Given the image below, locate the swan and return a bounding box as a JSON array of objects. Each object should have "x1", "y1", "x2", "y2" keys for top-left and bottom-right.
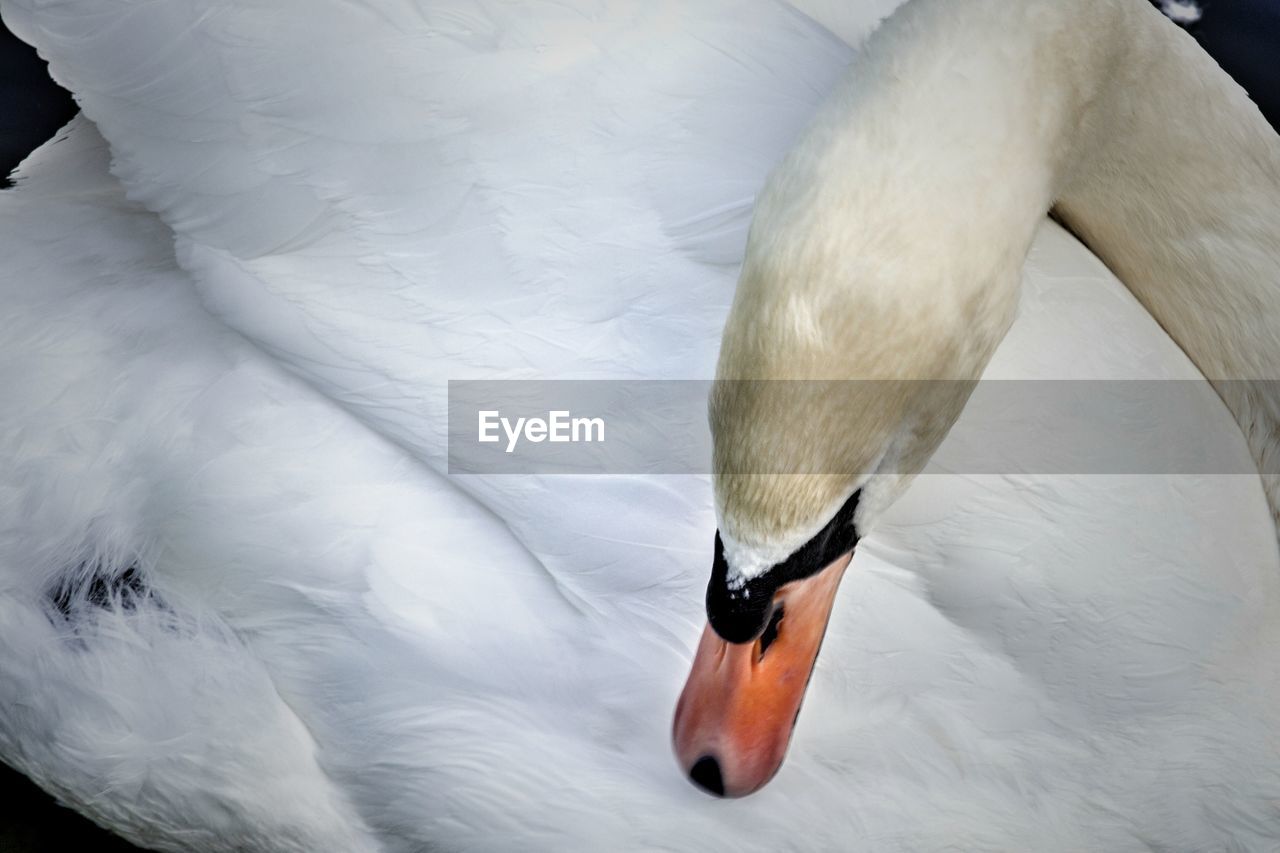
[
  {"x1": 0, "y1": 0, "x2": 1277, "y2": 851},
  {"x1": 674, "y1": 0, "x2": 1280, "y2": 797}
]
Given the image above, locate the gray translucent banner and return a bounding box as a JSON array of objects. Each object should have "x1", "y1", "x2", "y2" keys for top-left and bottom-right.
[{"x1": 447, "y1": 380, "x2": 1276, "y2": 475}]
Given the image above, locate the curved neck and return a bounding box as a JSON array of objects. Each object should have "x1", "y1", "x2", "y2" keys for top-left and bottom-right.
[
  {"x1": 1047, "y1": 3, "x2": 1280, "y2": 519},
  {"x1": 885, "y1": 0, "x2": 1280, "y2": 518},
  {"x1": 717, "y1": 0, "x2": 1280, "y2": 544},
  {"x1": 892, "y1": 0, "x2": 1280, "y2": 517}
]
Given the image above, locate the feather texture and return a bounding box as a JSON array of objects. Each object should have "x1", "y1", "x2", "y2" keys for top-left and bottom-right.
[{"x1": 0, "y1": 0, "x2": 1277, "y2": 849}]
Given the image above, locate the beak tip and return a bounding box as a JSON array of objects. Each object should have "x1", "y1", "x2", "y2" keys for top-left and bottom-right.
[
  {"x1": 688, "y1": 754, "x2": 726, "y2": 797},
  {"x1": 673, "y1": 553, "x2": 852, "y2": 797}
]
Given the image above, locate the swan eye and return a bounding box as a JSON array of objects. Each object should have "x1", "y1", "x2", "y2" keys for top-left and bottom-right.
[
  {"x1": 707, "y1": 489, "x2": 859, "y2": 644},
  {"x1": 757, "y1": 603, "x2": 785, "y2": 661}
]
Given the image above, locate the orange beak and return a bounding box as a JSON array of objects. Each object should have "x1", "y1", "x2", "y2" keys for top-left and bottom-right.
[{"x1": 671, "y1": 552, "x2": 851, "y2": 797}]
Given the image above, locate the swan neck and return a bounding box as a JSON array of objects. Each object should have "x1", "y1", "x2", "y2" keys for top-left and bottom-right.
[
  {"x1": 717, "y1": 0, "x2": 1280, "y2": 547},
  {"x1": 843, "y1": 0, "x2": 1280, "y2": 518},
  {"x1": 1047, "y1": 2, "x2": 1280, "y2": 519}
]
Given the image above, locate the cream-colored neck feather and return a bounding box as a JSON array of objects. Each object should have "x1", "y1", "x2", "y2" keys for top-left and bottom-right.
[{"x1": 714, "y1": 0, "x2": 1280, "y2": 581}]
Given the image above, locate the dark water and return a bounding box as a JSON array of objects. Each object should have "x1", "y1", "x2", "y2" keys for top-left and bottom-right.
[
  {"x1": 0, "y1": 3, "x2": 1276, "y2": 852},
  {"x1": 0, "y1": 762, "x2": 140, "y2": 852},
  {"x1": 1185, "y1": 0, "x2": 1280, "y2": 128},
  {"x1": 0, "y1": 26, "x2": 75, "y2": 186}
]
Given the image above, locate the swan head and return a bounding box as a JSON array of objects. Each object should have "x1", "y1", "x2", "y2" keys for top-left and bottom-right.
[{"x1": 672, "y1": 122, "x2": 1023, "y2": 796}]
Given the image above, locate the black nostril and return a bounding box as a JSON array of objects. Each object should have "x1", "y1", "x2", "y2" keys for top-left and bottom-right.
[
  {"x1": 757, "y1": 602, "x2": 784, "y2": 660},
  {"x1": 689, "y1": 755, "x2": 725, "y2": 797}
]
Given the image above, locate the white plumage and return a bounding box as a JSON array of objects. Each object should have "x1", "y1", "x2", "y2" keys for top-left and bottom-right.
[{"x1": 0, "y1": 0, "x2": 1277, "y2": 849}]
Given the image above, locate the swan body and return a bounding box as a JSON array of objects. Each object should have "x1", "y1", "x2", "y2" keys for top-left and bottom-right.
[{"x1": 0, "y1": 0, "x2": 1278, "y2": 848}]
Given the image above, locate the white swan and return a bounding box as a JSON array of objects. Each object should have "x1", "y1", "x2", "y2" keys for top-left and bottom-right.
[
  {"x1": 0, "y1": 0, "x2": 1276, "y2": 850},
  {"x1": 675, "y1": 0, "x2": 1280, "y2": 797}
]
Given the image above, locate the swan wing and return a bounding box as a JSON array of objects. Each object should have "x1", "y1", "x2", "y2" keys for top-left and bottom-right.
[
  {"x1": 3, "y1": 0, "x2": 857, "y2": 405},
  {"x1": 3, "y1": 0, "x2": 884, "y2": 616}
]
